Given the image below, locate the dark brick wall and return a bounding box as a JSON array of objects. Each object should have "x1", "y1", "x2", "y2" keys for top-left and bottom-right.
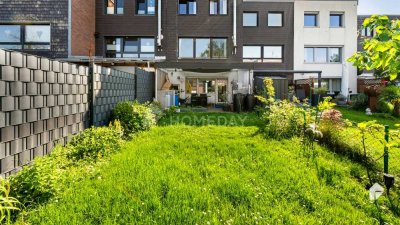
[
  {"x1": 0, "y1": 49, "x2": 90, "y2": 176},
  {"x1": 0, "y1": 0, "x2": 69, "y2": 59}
]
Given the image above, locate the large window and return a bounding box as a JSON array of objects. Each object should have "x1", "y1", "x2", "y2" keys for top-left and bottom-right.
[
  {"x1": 106, "y1": 0, "x2": 124, "y2": 14},
  {"x1": 179, "y1": 0, "x2": 197, "y2": 15},
  {"x1": 304, "y1": 13, "x2": 318, "y2": 27},
  {"x1": 136, "y1": 0, "x2": 156, "y2": 15},
  {"x1": 0, "y1": 24, "x2": 50, "y2": 50},
  {"x1": 210, "y1": 0, "x2": 227, "y2": 15},
  {"x1": 268, "y1": 12, "x2": 283, "y2": 27},
  {"x1": 105, "y1": 37, "x2": 155, "y2": 58},
  {"x1": 243, "y1": 45, "x2": 283, "y2": 63},
  {"x1": 179, "y1": 38, "x2": 227, "y2": 59},
  {"x1": 330, "y1": 13, "x2": 343, "y2": 27},
  {"x1": 304, "y1": 47, "x2": 342, "y2": 63},
  {"x1": 243, "y1": 12, "x2": 258, "y2": 27}
]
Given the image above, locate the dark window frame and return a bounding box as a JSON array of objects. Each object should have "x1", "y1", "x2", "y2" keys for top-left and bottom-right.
[
  {"x1": 267, "y1": 11, "x2": 284, "y2": 27},
  {"x1": 104, "y1": 36, "x2": 155, "y2": 58},
  {"x1": 209, "y1": 0, "x2": 228, "y2": 16},
  {"x1": 304, "y1": 13, "x2": 318, "y2": 27},
  {"x1": 304, "y1": 47, "x2": 342, "y2": 63},
  {"x1": 136, "y1": 0, "x2": 156, "y2": 16},
  {"x1": 178, "y1": 0, "x2": 197, "y2": 15},
  {"x1": 330, "y1": 13, "x2": 343, "y2": 27},
  {"x1": 0, "y1": 24, "x2": 51, "y2": 51},
  {"x1": 104, "y1": 0, "x2": 124, "y2": 15},
  {"x1": 178, "y1": 37, "x2": 228, "y2": 59},
  {"x1": 243, "y1": 44, "x2": 284, "y2": 63},
  {"x1": 243, "y1": 12, "x2": 258, "y2": 27}
]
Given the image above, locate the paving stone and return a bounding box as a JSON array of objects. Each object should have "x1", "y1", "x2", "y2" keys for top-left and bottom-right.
[
  {"x1": 46, "y1": 118, "x2": 56, "y2": 130},
  {"x1": 10, "y1": 82, "x2": 23, "y2": 96},
  {"x1": 1, "y1": 96, "x2": 15, "y2": 111},
  {"x1": 10, "y1": 110, "x2": 23, "y2": 125},
  {"x1": 1, "y1": 126, "x2": 15, "y2": 142},
  {"x1": 33, "y1": 70, "x2": 44, "y2": 83},
  {"x1": 10, "y1": 52, "x2": 23, "y2": 68},
  {"x1": 57, "y1": 73, "x2": 65, "y2": 83},
  {"x1": 67, "y1": 95, "x2": 74, "y2": 105},
  {"x1": 66, "y1": 74, "x2": 74, "y2": 84},
  {"x1": 63, "y1": 84, "x2": 70, "y2": 94},
  {"x1": 19, "y1": 96, "x2": 31, "y2": 110},
  {"x1": 18, "y1": 123, "x2": 31, "y2": 138},
  {"x1": 62, "y1": 63, "x2": 70, "y2": 73},
  {"x1": 19, "y1": 68, "x2": 31, "y2": 82},
  {"x1": 0, "y1": 49, "x2": 5, "y2": 66},
  {"x1": 52, "y1": 61, "x2": 60, "y2": 72},
  {"x1": 57, "y1": 116, "x2": 65, "y2": 128},
  {"x1": 1, "y1": 66, "x2": 15, "y2": 81},
  {"x1": 26, "y1": 109, "x2": 38, "y2": 122},
  {"x1": 26, "y1": 135, "x2": 38, "y2": 149},
  {"x1": 18, "y1": 150, "x2": 31, "y2": 166},
  {"x1": 52, "y1": 106, "x2": 60, "y2": 117},
  {"x1": 26, "y1": 82, "x2": 38, "y2": 95}
]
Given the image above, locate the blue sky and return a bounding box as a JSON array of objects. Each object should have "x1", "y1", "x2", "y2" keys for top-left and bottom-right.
[{"x1": 358, "y1": 0, "x2": 400, "y2": 15}]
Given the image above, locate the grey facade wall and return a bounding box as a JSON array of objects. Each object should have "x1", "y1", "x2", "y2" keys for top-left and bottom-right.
[
  {"x1": 0, "y1": 0, "x2": 69, "y2": 59},
  {"x1": 0, "y1": 50, "x2": 155, "y2": 175},
  {"x1": 0, "y1": 49, "x2": 90, "y2": 176}
]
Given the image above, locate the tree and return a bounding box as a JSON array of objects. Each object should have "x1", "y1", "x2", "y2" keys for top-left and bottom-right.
[{"x1": 348, "y1": 15, "x2": 400, "y2": 81}]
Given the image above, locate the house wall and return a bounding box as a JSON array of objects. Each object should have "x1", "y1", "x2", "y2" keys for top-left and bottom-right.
[
  {"x1": 293, "y1": 0, "x2": 358, "y2": 95},
  {"x1": 0, "y1": 0, "x2": 69, "y2": 59},
  {"x1": 71, "y1": 0, "x2": 96, "y2": 57}
]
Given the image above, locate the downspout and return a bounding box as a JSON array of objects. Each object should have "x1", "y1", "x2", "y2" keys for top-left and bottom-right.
[
  {"x1": 232, "y1": 0, "x2": 237, "y2": 54},
  {"x1": 157, "y1": 0, "x2": 162, "y2": 47}
]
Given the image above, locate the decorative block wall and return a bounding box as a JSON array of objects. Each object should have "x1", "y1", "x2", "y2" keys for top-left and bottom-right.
[
  {"x1": 0, "y1": 50, "x2": 155, "y2": 175},
  {"x1": 0, "y1": 49, "x2": 90, "y2": 176}
]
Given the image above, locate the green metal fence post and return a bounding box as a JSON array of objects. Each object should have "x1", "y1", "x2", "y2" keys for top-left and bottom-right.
[{"x1": 384, "y1": 125, "x2": 390, "y2": 174}]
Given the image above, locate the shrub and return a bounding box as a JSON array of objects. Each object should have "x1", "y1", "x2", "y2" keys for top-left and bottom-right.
[
  {"x1": 66, "y1": 121, "x2": 123, "y2": 161},
  {"x1": 113, "y1": 101, "x2": 156, "y2": 135},
  {"x1": 262, "y1": 100, "x2": 307, "y2": 139},
  {"x1": 1, "y1": 177, "x2": 20, "y2": 224},
  {"x1": 379, "y1": 85, "x2": 400, "y2": 116},
  {"x1": 351, "y1": 93, "x2": 368, "y2": 110},
  {"x1": 377, "y1": 100, "x2": 394, "y2": 114},
  {"x1": 148, "y1": 101, "x2": 165, "y2": 121}
]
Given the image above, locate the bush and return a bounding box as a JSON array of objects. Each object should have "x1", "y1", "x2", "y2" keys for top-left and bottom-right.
[
  {"x1": 262, "y1": 100, "x2": 307, "y2": 139},
  {"x1": 113, "y1": 101, "x2": 156, "y2": 135},
  {"x1": 351, "y1": 93, "x2": 368, "y2": 110},
  {"x1": 377, "y1": 100, "x2": 394, "y2": 114},
  {"x1": 148, "y1": 101, "x2": 165, "y2": 121},
  {"x1": 66, "y1": 121, "x2": 123, "y2": 161},
  {"x1": 379, "y1": 85, "x2": 400, "y2": 116}
]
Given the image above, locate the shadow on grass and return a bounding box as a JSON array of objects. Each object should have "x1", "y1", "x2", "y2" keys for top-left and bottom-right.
[{"x1": 158, "y1": 112, "x2": 264, "y2": 128}]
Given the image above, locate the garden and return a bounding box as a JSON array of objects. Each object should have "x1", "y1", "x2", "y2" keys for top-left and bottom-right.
[{"x1": 1, "y1": 15, "x2": 400, "y2": 224}]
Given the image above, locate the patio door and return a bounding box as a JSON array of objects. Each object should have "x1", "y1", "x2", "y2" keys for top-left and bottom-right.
[{"x1": 217, "y1": 79, "x2": 228, "y2": 103}]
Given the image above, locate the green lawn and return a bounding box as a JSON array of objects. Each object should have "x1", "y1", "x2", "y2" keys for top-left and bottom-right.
[
  {"x1": 336, "y1": 106, "x2": 399, "y2": 128},
  {"x1": 21, "y1": 113, "x2": 399, "y2": 224}
]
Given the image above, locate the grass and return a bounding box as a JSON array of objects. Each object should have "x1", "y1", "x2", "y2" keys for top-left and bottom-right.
[
  {"x1": 336, "y1": 106, "x2": 399, "y2": 128},
  {"x1": 20, "y1": 113, "x2": 400, "y2": 224}
]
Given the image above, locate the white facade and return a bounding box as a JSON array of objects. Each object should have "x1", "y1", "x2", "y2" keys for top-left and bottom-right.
[{"x1": 293, "y1": 0, "x2": 358, "y2": 95}]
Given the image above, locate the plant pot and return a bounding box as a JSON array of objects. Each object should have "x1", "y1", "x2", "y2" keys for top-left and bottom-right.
[{"x1": 311, "y1": 94, "x2": 327, "y2": 106}]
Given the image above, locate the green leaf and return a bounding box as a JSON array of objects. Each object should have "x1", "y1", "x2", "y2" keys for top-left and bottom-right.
[{"x1": 389, "y1": 73, "x2": 398, "y2": 81}]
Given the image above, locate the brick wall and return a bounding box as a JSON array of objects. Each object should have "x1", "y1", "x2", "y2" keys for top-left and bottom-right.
[
  {"x1": 0, "y1": 0, "x2": 69, "y2": 59},
  {"x1": 0, "y1": 50, "x2": 155, "y2": 175},
  {"x1": 71, "y1": 0, "x2": 96, "y2": 57}
]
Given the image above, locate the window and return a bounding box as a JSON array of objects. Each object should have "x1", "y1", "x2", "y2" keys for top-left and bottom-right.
[
  {"x1": 196, "y1": 38, "x2": 210, "y2": 58},
  {"x1": 304, "y1": 47, "x2": 342, "y2": 63},
  {"x1": 0, "y1": 24, "x2": 50, "y2": 50},
  {"x1": 105, "y1": 37, "x2": 155, "y2": 58},
  {"x1": 243, "y1": 12, "x2": 258, "y2": 27},
  {"x1": 243, "y1": 45, "x2": 283, "y2": 63},
  {"x1": 304, "y1": 13, "x2": 318, "y2": 27},
  {"x1": 210, "y1": 0, "x2": 227, "y2": 15},
  {"x1": 106, "y1": 0, "x2": 124, "y2": 14},
  {"x1": 361, "y1": 27, "x2": 373, "y2": 37},
  {"x1": 330, "y1": 13, "x2": 343, "y2": 27},
  {"x1": 136, "y1": 0, "x2": 156, "y2": 15},
  {"x1": 179, "y1": 38, "x2": 227, "y2": 59},
  {"x1": 243, "y1": 46, "x2": 261, "y2": 62},
  {"x1": 179, "y1": 0, "x2": 197, "y2": 15},
  {"x1": 268, "y1": 12, "x2": 283, "y2": 27},
  {"x1": 263, "y1": 46, "x2": 283, "y2": 62}
]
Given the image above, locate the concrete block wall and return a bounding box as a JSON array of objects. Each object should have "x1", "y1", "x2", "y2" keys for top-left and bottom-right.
[
  {"x1": 0, "y1": 49, "x2": 90, "y2": 176},
  {"x1": 92, "y1": 65, "x2": 136, "y2": 126}
]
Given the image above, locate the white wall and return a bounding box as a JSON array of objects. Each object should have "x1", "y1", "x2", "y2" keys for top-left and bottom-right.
[{"x1": 293, "y1": 0, "x2": 358, "y2": 95}]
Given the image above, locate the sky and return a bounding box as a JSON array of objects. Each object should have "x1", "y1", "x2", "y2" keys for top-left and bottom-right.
[{"x1": 358, "y1": 0, "x2": 400, "y2": 15}]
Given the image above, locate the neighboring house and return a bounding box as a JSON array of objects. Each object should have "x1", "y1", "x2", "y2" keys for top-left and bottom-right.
[
  {"x1": 0, "y1": 0, "x2": 95, "y2": 59},
  {"x1": 0, "y1": 0, "x2": 359, "y2": 105}
]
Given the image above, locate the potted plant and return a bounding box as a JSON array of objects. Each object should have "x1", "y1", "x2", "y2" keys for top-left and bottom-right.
[{"x1": 336, "y1": 94, "x2": 347, "y2": 106}]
